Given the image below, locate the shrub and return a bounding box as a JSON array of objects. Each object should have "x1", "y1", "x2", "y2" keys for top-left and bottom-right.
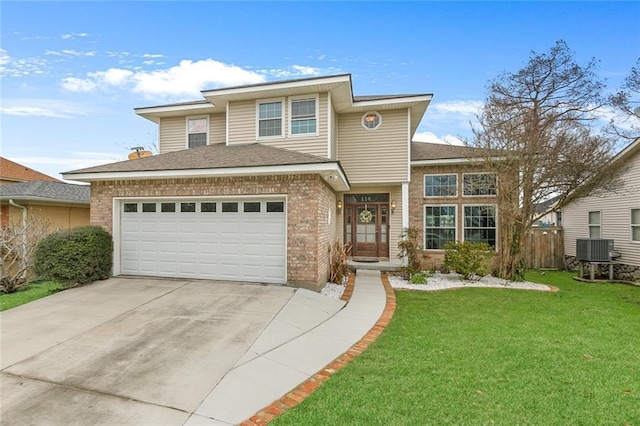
[
  {"x1": 34, "y1": 226, "x2": 113, "y2": 286},
  {"x1": 443, "y1": 241, "x2": 493, "y2": 280},
  {"x1": 397, "y1": 227, "x2": 428, "y2": 279},
  {"x1": 1, "y1": 215, "x2": 51, "y2": 293},
  {"x1": 409, "y1": 271, "x2": 431, "y2": 284},
  {"x1": 329, "y1": 240, "x2": 351, "y2": 284}
]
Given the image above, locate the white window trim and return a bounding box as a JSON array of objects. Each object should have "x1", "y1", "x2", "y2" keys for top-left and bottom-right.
[
  {"x1": 185, "y1": 115, "x2": 209, "y2": 148},
  {"x1": 361, "y1": 111, "x2": 382, "y2": 131},
  {"x1": 462, "y1": 204, "x2": 498, "y2": 248},
  {"x1": 424, "y1": 173, "x2": 458, "y2": 198},
  {"x1": 423, "y1": 204, "x2": 457, "y2": 251},
  {"x1": 588, "y1": 210, "x2": 601, "y2": 239},
  {"x1": 289, "y1": 94, "x2": 319, "y2": 137},
  {"x1": 630, "y1": 208, "x2": 640, "y2": 243},
  {"x1": 462, "y1": 172, "x2": 498, "y2": 197},
  {"x1": 256, "y1": 98, "x2": 285, "y2": 140}
]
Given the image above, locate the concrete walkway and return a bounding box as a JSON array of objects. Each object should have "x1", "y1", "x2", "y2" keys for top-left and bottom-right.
[
  {"x1": 0, "y1": 271, "x2": 388, "y2": 426},
  {"x1": 188, "y1": 269, "x2": 387, "y2": 425}
]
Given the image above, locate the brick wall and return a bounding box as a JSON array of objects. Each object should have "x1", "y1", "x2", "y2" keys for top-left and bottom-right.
[
  {"x1": 90, "y1": 174, "x2": 336, "y2": 290},
  {"x1": 409, "y1": 164, "x2": 501, "y2": 269}
]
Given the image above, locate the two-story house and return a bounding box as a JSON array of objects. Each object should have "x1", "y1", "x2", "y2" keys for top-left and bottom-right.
[{"x1": 63, "y1": 74, "x2": 499, "y2": 289}]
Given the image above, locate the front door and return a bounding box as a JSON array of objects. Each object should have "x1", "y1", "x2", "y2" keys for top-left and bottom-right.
[{"x1": 344, "y1": 194, "x2": 389, "y2": 259}]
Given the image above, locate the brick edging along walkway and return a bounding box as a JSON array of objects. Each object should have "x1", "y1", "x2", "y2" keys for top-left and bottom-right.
[{"x1": 241, "y1": 272, "x2": 396, "y2": 426}]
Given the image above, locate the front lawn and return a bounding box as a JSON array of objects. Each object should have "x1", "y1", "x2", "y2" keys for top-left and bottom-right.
[
  {"x1": 272, "y1": 271, "x2": 640, "y2": 425},
  {"x1": 0, "y1": 280, "x2": 65, "y2": 311}
]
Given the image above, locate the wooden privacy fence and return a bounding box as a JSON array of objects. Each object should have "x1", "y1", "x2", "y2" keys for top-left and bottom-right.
[{"x1": 524, "y1": 227, "x2": 564, "y2": 270}]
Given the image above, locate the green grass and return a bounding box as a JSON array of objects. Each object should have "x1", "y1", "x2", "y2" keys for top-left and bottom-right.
[
  {"x1": 0, "y1": 280, "x2": 65, "y2": 311},
  {"x1": 273, "y1": 271, "x2": 640, "y2": 425}
]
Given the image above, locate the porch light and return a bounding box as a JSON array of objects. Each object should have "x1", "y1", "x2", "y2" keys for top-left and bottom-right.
[
  {"x1": 391, "y1": 199, "x2": 396, "y2": 214},
  {"x1": 337, "y1": 199, "x2": 343, "y2": 213}
]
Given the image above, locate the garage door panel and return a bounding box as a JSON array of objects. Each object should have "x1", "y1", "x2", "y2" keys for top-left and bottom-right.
[{"x1": 120, "y1": 198, "x2": 286, "y2": 283}]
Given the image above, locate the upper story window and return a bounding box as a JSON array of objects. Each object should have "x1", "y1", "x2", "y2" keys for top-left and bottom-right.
[
  {"x1": 632, "y1": 209, "x2": 640, "y2": 242},
  {"x1": 290, "y1": 97, "x2": 317, "y2": 135},
  {"x1": 187, "y1": 116, "x2": 208, "y2": 148},
  {"x1": 463, "y1": 173, "x2": 497, "y2": 196},
  {"x1": 362, "y1": 111, "x2": 381, "y2": 130},
  {"x1": 258, "y1": 101, "x2": 283, "y2": 138},
  {"x1": 424, "y1": 174, "x2": 457, "y2": 197},
  {"x1": 588, "y1": 211, "x2": 601, "y2": 238}
]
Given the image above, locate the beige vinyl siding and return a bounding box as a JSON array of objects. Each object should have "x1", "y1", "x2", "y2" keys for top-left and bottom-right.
[
  {"x1": 330, "y1": 108, "x2": 338, "y2": 160},
  {"x1": 335, "y1": 185, "x2": 403, "y2": 260},
  {"x1": 227, "y1": 100, "x2": 255, "y2": 144},
  {"x1": 563, "y1": 151, "x2": 640, "y2": 266},
  {"x1": 337, "y1": 109, "x2": 409, "y2": 184},
  {"x1": 210, "y1": 113, "x2": 225, "y2": 145},
  {"x1": 159, "y1": 116, "x2": 186, "y2": 153},
  {"x1": 159, "y1": 114, "x2": 223, "y2": 152},
  {"x1": 227, "y1": 94, "x2": 329, "y2": 158}
]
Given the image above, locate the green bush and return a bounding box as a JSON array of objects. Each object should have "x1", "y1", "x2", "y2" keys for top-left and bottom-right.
[
  {"x1": 409, "y1": 271, "x2": 431, "y2": 284},
  {"x1": 34, "y1": 226, "x2": 113, "y2": 286},
  {"x1": 443, "y1": 241, "x2": 493, "y2": 280}
]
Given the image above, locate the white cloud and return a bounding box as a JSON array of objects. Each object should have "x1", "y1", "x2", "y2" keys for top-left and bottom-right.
[
  {"x1": 61, "y1": 32, "x2": 89, "y2": 39},
  {"x1": 61, "y1": 77, "x2": 98, "y2": 92},
  {"x1": 261, "y1": 65, "x2": 329, "y2": 79},
  {"x1": 45, "y1": 49, "x2": 96, "y2": 57},
  {"x1": 0, "y1": 99, "x2": 91, "y2": 118},
  {"x1": 0, "y1": 49, "x2": 49, "y2": 77},
  {"x1": 143, "y1": 54, "x2": 164, "y2": 58},
  {"x1": 431, "y1": 100, "x2": 483, "y2": 115},
  {"x1": 61, "y1": 58, "x2": 267, "y2": 98},
  {"x1": 412, "y1": 131, "x2": 464, "y2": 145}
]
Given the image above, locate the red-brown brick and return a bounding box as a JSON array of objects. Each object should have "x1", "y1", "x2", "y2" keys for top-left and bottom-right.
[{"x1": 90, "y1": 174, "x2": 335, "y2": 290}]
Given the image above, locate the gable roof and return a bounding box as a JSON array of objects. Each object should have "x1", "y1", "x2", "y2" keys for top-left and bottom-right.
[
  {"x1": 62, "y1": 143, "x2": 350, "y2": 191},
  {"x1": 135, "y1": 74, "x2": 432, "y2": 138},
  {"x1": 411, "y1": 141, "x2": 488, "y2": 163},
  {"x1": 562, "y1": 136, "x2": 640, "y2": 205},
  {"x1": 0, "y1": 157, "x2": 60, "y2": 183},
  {"x1": 0, "y1": 180, "x2": 90, "y2": 204}
]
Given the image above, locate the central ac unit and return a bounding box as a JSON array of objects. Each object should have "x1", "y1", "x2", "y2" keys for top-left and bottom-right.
[{"x1": 576, "y1": 239, "x2": 614, "y2": 262}]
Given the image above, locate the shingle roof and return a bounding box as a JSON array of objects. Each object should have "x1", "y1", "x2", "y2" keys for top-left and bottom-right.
[
  {"x1": 64, "y1": 143, "x2": 335, "y2": 175},
  {"x1": 0, "y1": 157, "x2": 61, "y2": 183},
  {"x1": 411, "y1": 141, "x2": 487, "y2": 161},
  {"x1": 0, "y1": 181, "x2": 90, "y2": 204},
  {"x1": 354, "y1": 94, "x2": 430, "y2": 102}
]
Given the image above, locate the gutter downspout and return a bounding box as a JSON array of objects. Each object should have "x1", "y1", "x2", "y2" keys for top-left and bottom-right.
[{"x1": 9, "y1": 199, "x2": 28, "y2": 278}]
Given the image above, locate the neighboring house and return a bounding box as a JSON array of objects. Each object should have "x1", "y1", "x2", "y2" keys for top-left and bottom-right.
[
  {"x1": 0, "y1": 180, "x2": 90, "y2": 229},
  {"x1": 561, "y1": 137, "x2": 640, "y2": 282},
  {"x1": 533, "y1": 195, "x2": 562, "y2": 227},
  {"x1": 0, "y1": 157, "x2": 60, "y2": 185},
  {"x1": 63, "y1": 74, "x2": 502, "y2": 290}
]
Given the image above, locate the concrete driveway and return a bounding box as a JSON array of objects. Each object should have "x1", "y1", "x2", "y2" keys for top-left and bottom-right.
[{"x1": 0, "y1": 277, "x2": 304, "y2": 425}]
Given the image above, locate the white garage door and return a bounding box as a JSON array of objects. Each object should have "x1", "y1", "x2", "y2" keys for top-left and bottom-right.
[{"x1": 118, "y1": 198, "x2": 286, "y2": 283}]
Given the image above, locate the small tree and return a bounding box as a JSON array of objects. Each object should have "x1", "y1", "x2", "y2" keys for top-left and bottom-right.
[
  {"x1": 1, "y1": 214, "x2": 51, "y2": 293},
  {"x1": 469, "y1": 40, "x2": 619, "y2": 280},
  {"x1": 608, "y1": 58, "x2": 640, "y2": 140}
]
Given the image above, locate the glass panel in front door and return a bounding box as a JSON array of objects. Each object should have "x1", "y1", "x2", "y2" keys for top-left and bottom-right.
[{"x1": 356, "y1": 206, "x2": 377, "y2": 243}]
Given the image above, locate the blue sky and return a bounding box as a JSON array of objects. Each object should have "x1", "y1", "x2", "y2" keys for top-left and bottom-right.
[{"x1": 2, "y1": 1, "x2": 639, "y2": 181}]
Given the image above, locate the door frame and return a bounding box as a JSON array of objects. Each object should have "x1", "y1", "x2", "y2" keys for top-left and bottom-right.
[{"x1": 343, "y1": 193, "x2": 390, "y2": 259}]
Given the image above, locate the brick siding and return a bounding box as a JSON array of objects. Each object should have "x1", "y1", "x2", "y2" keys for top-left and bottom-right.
[{"x1": 90, "y1": 174, "x2": 336, "y2": 290}]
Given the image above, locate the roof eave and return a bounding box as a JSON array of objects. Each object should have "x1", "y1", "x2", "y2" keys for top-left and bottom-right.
[
  {"x1": 411, "y1": 156, "x2": 504, "y2": 166},
  {"x1": 62, "y1": 163, "x2": 350, "y2": 192}
]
